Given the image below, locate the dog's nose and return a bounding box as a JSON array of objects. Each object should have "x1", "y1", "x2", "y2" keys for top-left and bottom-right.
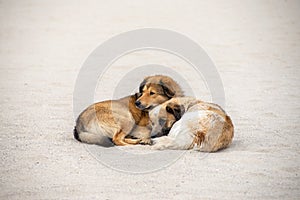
[{"x1": 135, "y1": 101, "x2": 141, "y2": 107}]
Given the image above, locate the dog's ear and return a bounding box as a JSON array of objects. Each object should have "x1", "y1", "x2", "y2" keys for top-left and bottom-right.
[
  {"x1": 134, "y1": 92, "x2": 142, "y2": 99},
  {"x1": 139, "y1": 79, "x2": 147, "y2": 93},
  {"x1": 160, "y1": 80, "x2": 175, "y2": 98},
  {"x1": 166, "y1": 103, "x2": 185, "y2": 121}
]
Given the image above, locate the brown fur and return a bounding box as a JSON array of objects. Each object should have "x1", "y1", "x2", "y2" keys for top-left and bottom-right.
[
  {"x1": 128, "y1": 95, "x2": 149, "y2": 126},
  {"x1": 136, "y1": 75, "x2": 184, "y2": 110},
  {"x1": 74, "y1": 75, "x2": 184, "y2": 146},
  {"x1": 192, "y1": 131, "x2": 206, "y2": 149},
  {"x1": 211, "y1": 115, "x2": 234, "y2": 152}
]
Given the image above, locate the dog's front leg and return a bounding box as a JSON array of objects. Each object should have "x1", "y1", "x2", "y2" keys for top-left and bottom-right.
[
  {"x1": 151, "y1": 136, "x2": 178, "y2": 150},
  {"x1": 129, "y1": 126, "x2": 152, "y2": 145},
  {"x1": 113, "y1": 130, "x2": 141, "y2": 146}
]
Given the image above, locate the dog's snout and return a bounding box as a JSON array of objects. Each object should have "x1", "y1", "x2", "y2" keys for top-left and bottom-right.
[{"x1": 135, "y1": 101, "x2": 141, "y2": 107}]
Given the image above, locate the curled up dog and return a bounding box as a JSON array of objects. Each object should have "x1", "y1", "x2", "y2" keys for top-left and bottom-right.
[
  {"x1": 73, "y1": 75, "x2": 184, "y2": 147},
  {"x1": 149, "y1": 97, "x2": 234, "y2": 152}
]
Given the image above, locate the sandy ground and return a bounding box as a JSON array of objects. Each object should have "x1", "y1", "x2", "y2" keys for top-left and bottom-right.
[{"x1": 1, "y1": 0, "x2": 300, "y2": 199}]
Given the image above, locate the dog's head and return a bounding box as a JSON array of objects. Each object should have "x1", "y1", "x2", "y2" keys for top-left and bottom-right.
[
  {"x1": 135, "y1": 75, "x2": 184, "y2": 111},
  {"x1": 149, "y1": 99, "x2": 185, "y2": 137}
]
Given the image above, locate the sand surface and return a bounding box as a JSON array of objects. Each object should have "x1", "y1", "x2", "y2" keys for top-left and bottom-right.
[{"x1": 0, "y1": 0, "x2": 299, "y2": 199}]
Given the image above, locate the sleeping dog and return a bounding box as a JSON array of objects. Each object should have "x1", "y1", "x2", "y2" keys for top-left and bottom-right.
[{"x1": 149, "y1": 97, "x2": 234, "y2": 152}]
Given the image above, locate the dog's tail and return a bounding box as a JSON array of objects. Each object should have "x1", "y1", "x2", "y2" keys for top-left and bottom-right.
[
  {"x1": 73, "y1": 126, "x2": 82, "y2": 142},
  {"x1": 73, "y1": 126, "x2": 114, "y2": 147}
]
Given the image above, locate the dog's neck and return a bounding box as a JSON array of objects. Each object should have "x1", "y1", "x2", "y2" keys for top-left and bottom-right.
[
  {"x1": 129, "y1": 94, "x2": 149, "y2": 126},
  {"x1": 174, "y1": 97, "x2": 203, "y2": 112}
]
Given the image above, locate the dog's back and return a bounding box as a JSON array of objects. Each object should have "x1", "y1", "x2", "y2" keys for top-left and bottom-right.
[
  {"x1": 184, "y1": 101, "x2": 233, "y2": 152},
  {"x1": 150, "y1": 97, "x2": 234, "y2": 152}
]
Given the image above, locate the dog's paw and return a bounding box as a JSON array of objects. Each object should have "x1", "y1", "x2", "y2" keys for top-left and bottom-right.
[
  {"x1": 151, "y1": 138, "x2": 158, "y2": 145},
  {"x1": 150, "y1": 144, "x2": 163, "y2": 150},
  {"x1": 139, "y1": 138, "x2": 152, "y2": 145}
]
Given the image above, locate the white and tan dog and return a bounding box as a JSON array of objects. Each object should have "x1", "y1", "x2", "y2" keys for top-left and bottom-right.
[{"x1": 149, "y1": 97, "x2": 234, "y2": 152}]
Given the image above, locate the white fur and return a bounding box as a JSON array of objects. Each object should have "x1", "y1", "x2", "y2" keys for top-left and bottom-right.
[{"x1": 150, "y1": 97, "x2": 232, "y2": 152}]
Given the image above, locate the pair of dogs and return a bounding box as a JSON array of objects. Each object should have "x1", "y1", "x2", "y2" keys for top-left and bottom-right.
[{"x1": 74, "y1": 75, "x2": 234, "y2": 152}]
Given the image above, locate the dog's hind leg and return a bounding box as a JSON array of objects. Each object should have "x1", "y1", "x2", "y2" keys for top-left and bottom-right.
[
  {"x1": 124, "y1": 138, "x2": 142, "y2": 145},
  {"x1": 113, "y1": 130, "x2": 141, "y2": 146}
]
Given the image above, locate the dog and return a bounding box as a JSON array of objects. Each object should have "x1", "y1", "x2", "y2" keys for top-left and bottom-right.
[
  {"x1": 135, "y1": 75, "x2": 184, "y2": 111},
  {"x1": 73, "y1": 75, "x2": 184, "y2": 146},
  {"x1": 149, "y1": 97, "x2": 234, "y2": 152}
]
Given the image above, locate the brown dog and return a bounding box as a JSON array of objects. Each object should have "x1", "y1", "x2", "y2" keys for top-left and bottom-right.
[
  {"x1": 74, "y1": 75, "x2": 184, "y2": 146},
  {"x1": 135, "y1": 75, "x2": 184, "y2": 111}
]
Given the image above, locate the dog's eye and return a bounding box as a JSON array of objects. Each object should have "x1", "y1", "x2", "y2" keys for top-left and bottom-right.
[
  {"x1": 150, "y1": 91, "x2": 155, "y2": 96},
  {"x1": 159, "y1": 118, "x2": 166, "y2": 126}
]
